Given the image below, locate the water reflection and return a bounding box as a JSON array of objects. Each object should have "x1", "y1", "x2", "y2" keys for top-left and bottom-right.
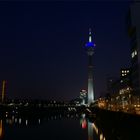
[
  {"x1": 92, "y1": 123, "x2": 106, "y2": 140},
  {"x1": 0, "y1": 120, "x2": 3, "y2": 139},
  {"x1": 80, "y1": 114, "x2": 87, "y2": 129},
  {"x1": 0, "y1": 111, "x2": 140, "y2": 140},
  {"x1": 80, "y1": 114, "x2": 106, "y2": 140},
  {"x1": 88, "y1": 122, "x2": 93, "y2": 140}
]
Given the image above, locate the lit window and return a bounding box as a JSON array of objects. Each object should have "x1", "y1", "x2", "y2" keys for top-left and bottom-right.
[
  {"x1": 127, "y1": 70, "x2": 129, "y2": 73},
  {"x1": 131, "y1": 52, "x2": 135, "y2": 58},
  {"x1": 134, "y1": 50, "x2": 137, "y2": 55},
  {"x1": 122, "y1": 70, "x2": 124, "y2": 73},
  {"x1": 132, "y1": 50, "x2": 138, "y2": 58}
]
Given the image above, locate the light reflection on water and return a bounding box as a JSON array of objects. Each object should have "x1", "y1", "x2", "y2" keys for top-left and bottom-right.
[
  {"x1": 0, "y1": 113, "x2": 101, "y2": 140},
  {"x1": 0, "y1": 113, "x2": 140, "y2": 140},
  {"x1": 80, "y1": 114, "x2": 105, "y2": 140},
  {"x1": 0, "y1": 120, "x2": 3, "y2": 139}
]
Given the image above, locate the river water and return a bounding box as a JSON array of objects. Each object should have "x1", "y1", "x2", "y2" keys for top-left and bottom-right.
[{"x1": 0, "y1": 113, "x2": 140, "y2": 140}]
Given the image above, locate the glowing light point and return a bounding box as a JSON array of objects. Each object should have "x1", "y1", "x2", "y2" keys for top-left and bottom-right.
[
  {"x1": 89, "y1": 28, "x2": 92, "y2": 42},
  {"x1": 25, "y1": 120, "x2": 28, "y2": 125},
  {"x1": 89, "y1": 35, "x2": 92, "y2": 43}
]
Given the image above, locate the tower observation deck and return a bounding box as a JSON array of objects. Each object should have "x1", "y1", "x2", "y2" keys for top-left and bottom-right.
[{"x1": 85, "y1": 29, "x2": 96, "y2": 105}]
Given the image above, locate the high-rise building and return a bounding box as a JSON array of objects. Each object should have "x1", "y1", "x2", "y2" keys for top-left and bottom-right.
[
  {"x1": 106, "y1": 68, "x2": 131, "y2": 96},
  {"x1": 107, "y1": 77, "x2": 118, "y2": 94},
  {"x1": 79, "y1": 89, "x2": 87, "y2": 105},
  {"x1": 85, "y1": 29, "x2": 96, "y2": 104},
  {"x1": 127, "y1": 2, "x2": 140, "y2": 94}
]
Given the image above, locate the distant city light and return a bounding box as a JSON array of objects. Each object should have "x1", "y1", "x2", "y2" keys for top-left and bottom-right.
[
  {"x1": 25, "y1": 120, "x2": 28, "y2": 125},
  {"x1": 19, "y1": 118, "x2": 22, "y2": 124}
]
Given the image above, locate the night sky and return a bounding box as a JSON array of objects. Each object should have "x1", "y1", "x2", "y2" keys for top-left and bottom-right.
[{"x1": 0, "y1": 1, "x2": 131, "y2": 100}]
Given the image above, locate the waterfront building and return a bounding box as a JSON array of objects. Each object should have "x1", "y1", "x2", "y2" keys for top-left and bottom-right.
[
  {"x1": 107, "y1": 68, "x2": 131, "y2": 96},
  {"x1": 127, "y1": 2, "x2": 140, "y2": 95}
]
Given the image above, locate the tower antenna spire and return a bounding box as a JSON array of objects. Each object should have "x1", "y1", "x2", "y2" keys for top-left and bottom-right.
[{"x1": 89, "y1": 28, "x2": 92, "y2": 43}]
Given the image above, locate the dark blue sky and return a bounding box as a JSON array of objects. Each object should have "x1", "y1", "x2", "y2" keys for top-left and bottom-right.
[{"x1": 0, "y1": 1, "x2": 131, "y2": 100}]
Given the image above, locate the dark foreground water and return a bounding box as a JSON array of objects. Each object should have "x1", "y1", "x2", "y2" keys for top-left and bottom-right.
[{"x1": 0, "y1": 112, "x2": 140, "y2": 140}]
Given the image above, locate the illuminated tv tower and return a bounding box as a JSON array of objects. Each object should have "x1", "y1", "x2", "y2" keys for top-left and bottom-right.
[{"x1": 85, "y1": 29, "x2": 95, "y2": 105}]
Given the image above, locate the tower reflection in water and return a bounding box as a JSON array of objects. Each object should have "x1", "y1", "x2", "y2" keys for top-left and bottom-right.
[
  {"x1": 80, "y1": 114, "x2": 106, "y2": 140},
  {"x1": 88, "y1": 122, "x2": 93, "y2": 140}
]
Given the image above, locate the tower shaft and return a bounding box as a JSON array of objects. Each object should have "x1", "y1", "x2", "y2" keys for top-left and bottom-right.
[{"x1": 88, "y1": 55, "x2": 94, "y2": 104}]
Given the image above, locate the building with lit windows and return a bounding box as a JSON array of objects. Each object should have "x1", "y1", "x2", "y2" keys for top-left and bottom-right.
[
  {"x1": 107, "y1": 68, "x2": 131, "y2": 96},
  {"x1": 105, "y1": 69, "x2": 132, "y2": 112},
  {"x1": 121, "y1": 69, "x2": 130, "y2": 78},
  {"x1": 127, "y1": 2, "x2": 140, "y2": 94},
  {"x1": 79, "y1": 89, "x2": 87, "y2": 105}
]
